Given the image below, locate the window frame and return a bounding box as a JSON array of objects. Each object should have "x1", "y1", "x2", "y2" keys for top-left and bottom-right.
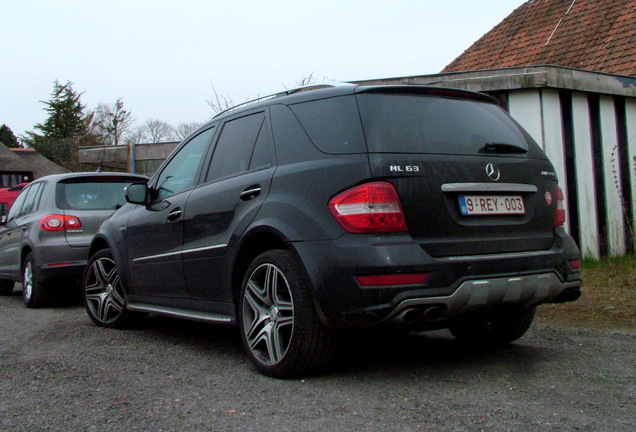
[
  {"x1": 149, "y1": 125, "x2": 217, "y2": 201},
  {"x1": 202, "y1": 108, "x2": 274, "y2": 185}
]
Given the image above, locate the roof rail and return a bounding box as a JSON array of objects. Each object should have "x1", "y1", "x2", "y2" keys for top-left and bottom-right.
[{"x1": 212, "y1": 82, "x2": 355, "y2": 118}]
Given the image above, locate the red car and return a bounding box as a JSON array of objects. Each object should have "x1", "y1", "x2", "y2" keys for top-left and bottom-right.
[{"x1": 0, "y1": 183, "x2": 29, "y2": 223}]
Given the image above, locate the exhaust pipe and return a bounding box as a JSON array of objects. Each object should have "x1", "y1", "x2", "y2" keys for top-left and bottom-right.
[
  {"x1": 551, "y1": 288, "x2": 581, "y2": 303},
  {"x1": 422, "y1": 305, "x2": 445, "y2": 321},
  {"x1": 393, "y1": 305, "x2": 447, "y2": 323},
  {"x1": 395, "y1": 308, "x2": 421, "y2": 324}
]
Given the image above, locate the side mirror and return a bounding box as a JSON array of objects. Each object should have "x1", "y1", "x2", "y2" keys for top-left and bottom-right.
[{"x1": 125, "y1": 183, "x2": 148, "y2": 205}]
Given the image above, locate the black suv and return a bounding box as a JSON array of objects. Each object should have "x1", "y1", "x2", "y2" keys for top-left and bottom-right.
[{"x1": 83, "y1": 84, "x2": 581, "y2": 377}]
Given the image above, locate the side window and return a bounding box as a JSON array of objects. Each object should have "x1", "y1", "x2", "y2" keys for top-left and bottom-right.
[
  {"x1": 290, "y1": 95, "x2": 366, "y2": 154},
  {"x1": 249, "y1": 121, "x2": 273, "y2": 171},
  {"x1": 19, "y1": 183, "x2": 45, "y2": 216},
  {"x1": 206, "y1": 112, "x2": 267, "y2": 183},
  {"x1": 155, "y1": 127, "x2": 215, "y2": 199},
  {"x1": 5, "y1": 187, "x2": 30, "y2": 222}
]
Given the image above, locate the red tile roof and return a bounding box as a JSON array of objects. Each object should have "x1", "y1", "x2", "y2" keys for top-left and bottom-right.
[{"x1": 442, "y1": 0, "x2": 636, "y2": 77}]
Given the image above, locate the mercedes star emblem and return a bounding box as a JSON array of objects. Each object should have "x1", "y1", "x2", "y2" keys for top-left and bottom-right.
[{"x1": 486, "y1": 163, "x2": 500, "y2": 181}]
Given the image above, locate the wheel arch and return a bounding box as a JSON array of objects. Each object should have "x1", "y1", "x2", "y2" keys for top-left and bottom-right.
[
  {"x1": 87, "y1": 234, "x2": 132, "y2": 287},
  {"x1": 231, "y1": 228, "x2": 289, "y2": 304},
  {"x1": 230, "y1": 225, "x2": 333, "y2": 327},
  {"x1": 20, "y1": 245, "x2": 33, "y2": 270},
  {"x1": 88, "y1": 235, "x2": 111, "y2": 258}
]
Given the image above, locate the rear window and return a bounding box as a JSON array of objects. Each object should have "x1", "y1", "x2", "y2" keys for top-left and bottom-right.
[
  {"x1": 56, "y1": 181, "x2": 134, "y2": 210},
  {"x1": 356, "y1": 93, "x2": 530, "y2": 155}
]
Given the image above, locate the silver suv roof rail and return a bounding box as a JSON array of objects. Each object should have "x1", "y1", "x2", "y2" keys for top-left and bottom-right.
[{"x1": 213, "y1": 82, "x2": 355, "y2": 118}]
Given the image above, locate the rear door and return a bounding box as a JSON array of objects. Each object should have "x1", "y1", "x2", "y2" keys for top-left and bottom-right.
[
  {"x1": 357, "y1": 88, "x2": 559, "y2": 257},
  {"x1": 0, "y1": 182, "x2": 45, "y2": 277},
  {"x1": 182, "y1": 110, "x2": 276, "y2": 301}
]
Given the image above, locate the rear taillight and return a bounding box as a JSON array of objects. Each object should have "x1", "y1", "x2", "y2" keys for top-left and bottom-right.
[
  {"x1": 328, "y1": 182, "x2": 408, "y2": 233},
  {"x1": 554, "y1": 186, "x2": 566, "y2": 227},
  {"x1": 40, "y1": 215, "x2": 82, "y2": 232}
]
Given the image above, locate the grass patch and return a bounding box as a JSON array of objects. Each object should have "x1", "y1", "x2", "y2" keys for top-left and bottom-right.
[{"x1": 537, "y1": 255, "x2": 636, "y2": 331}]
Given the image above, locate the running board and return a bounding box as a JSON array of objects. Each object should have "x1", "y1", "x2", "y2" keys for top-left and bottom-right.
[{"x1": 127, "y1": 303, "x2": 234, "y2": 324}]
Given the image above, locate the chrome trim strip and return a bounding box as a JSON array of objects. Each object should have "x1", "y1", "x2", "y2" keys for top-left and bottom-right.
[
  {"x1": 181, "y1": 244, "x2": 227, "y2": 256},
  {"x1": 132, "y1": 250, "x2": 181, "y2": 263},
  {"x1": 442, "y1": 249, "x2": 551, "y2": 261},
  {"x1": 441, "y1": 183, "x2": 538, "y2": 193},
  {"x1": 127, "y1": 303, "x2": 233, "y2": 323},
  {"x1": 132, "y1": 244, "x2": 227, "y2": 263}
]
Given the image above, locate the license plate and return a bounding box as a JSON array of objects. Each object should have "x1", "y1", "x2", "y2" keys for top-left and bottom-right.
[{"x1": 458, "y1": 195, "x2": 525, "y2": 216}]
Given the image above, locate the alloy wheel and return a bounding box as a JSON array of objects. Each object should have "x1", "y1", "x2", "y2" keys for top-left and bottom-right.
[
  {"x1": 242, "y1": 263, "x2": 294, "y2": 366},
  {"x1": 23, "y1": 261, "x2": 33, "y2": 301},
  {"x1": 84, "y1": 256, "x2": 126, "y2": 324}
]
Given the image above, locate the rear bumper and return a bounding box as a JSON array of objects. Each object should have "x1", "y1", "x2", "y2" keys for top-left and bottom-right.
[
  {"x1": 293, "y1": 228, "x2": 581, "y2": 328},
  {"x1": 385, "y1": 272, "x2": 581, "y2": 324},
  {"x1": 34, "y1": 244, "x2": 89, "y2": 282}
]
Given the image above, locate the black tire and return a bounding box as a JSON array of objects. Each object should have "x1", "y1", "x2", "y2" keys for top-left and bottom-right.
[
  {"x1": 0, "y1": 279, "x2": 14, "y2": 295},
  {"x1": 238, "y1": 250, "x2": 337, "y2": 378},
  {"x1": 449, "y1": 307, "x2": 536, "y2": 346},
  {"x1": 23, "y1": 253, "x2": 52, "y2": 308},
  {"x1": 83, "y1": 249, "x2": 147, "y2": 329}
]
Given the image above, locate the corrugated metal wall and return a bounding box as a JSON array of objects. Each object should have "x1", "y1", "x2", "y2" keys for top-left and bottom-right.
[{"x1": 509, "y1": 89, "x2": 636, "y2": 258}]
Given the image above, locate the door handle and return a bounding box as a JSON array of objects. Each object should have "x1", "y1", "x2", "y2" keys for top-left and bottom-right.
[
  {"x1": 167, "y1": 208, "x2": 182, "y2": 222},
  {"x1": 240, "y1": 185, "x2": 262, "y2": 201}
]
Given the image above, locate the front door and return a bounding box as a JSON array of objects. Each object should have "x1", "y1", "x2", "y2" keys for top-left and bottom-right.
[{"x1": 124, "y1": 127, "x2": 216, "y2": 299}]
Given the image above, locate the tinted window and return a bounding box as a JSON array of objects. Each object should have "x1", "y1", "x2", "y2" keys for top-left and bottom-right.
[
  {"x1": 356, "y1": 94, "x2": 529, "y2": 155},
  {"x1": 19, "y1": 182, "x2": 45, "y2": 215},
  {"x1": 249, "y1": 121, "x2": 273, "y2": 171},
  {"x1": 56, "y1": 181, "x2": 135, "y2": 210},
  {"x1": 290, "y1": 96, "x2": 366, "y2": 154},
  {"x1": 206, "y1": 113, "x2": 265, "y2": 182},
  {"x1": 5, "y1": 187, "x2": 30, "y2": 221},
  {"x1": 156, "y1": 127, "x2": 214, "y2": 199},
  {"x1": 269, "y1": 105, "x2": 315, "y2": 164}
]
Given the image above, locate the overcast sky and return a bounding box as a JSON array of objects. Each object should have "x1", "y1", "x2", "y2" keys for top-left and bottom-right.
[{"x1": 1, "y1": 0, "x2": 525, "y2": 139}]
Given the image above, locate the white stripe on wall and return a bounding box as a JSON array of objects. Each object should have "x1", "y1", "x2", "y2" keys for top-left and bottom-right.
[
  {"x1": 540, "y1": 89, "x2": 570, "y2": 233},
  {"x1": 599, "y1": 96, "x2": 625, "y2": 256},
  {"x1": 626, "y1": 98, "x2": 636, "y2": 245},
  {"x1": 508, "y1": 90, "x2": 544, "y2": 149},
  {"x1": 572, "y1": 92, "x2": 600, "y2": 259}
]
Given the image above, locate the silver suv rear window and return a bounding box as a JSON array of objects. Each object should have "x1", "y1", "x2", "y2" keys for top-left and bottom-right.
[{"x1": 56, "y1": 181, "x2": 132, "y2": 210}]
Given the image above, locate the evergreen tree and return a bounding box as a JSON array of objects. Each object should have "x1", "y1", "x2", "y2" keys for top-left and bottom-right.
[
  {"x1": 22, "y1": 80, "x2": 91, "y2": 169},
  {"x1": 0, "y1": 124, "x2": 20, "y2": 148}
]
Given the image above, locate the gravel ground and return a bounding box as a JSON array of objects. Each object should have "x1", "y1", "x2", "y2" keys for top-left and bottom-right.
[{"x1": 0, "y1": 289, "x2": 634, "y2": 432}]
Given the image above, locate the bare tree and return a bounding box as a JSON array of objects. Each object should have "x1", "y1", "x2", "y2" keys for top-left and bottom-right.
[
  {"x1": 141, "y1": 118, "x2": 176, "y2": 143},
  {"x1": 206, "y1": 81, "x2": 235, "y2": 114},
  {"x1": 296, "y1": 72, "x2": 315, "y2": 87},
  {"x1": 207, "y1": 74, "x2": 324, "y2": 116},
  {"x1": 175, "y1": 122, "x2": 202, "y2": 141},
  {"x1": 90, "y1": 98, "x2": 133, "y2": 146},
  {"x1": 125, "y1": 126, "x2": 146, "y2": 145}
]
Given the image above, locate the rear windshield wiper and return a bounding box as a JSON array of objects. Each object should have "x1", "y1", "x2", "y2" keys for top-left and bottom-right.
[{"x1": 480, "y1": 142, "x2": 528, "y2": 154}]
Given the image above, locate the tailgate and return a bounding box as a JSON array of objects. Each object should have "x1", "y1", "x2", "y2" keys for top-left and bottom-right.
[
  {"x1": 369, "y1": 154, "x2": 559, "y2": 257},
  {"x1": 56, "y1": 177, "x2": 138, "y2": 247},
  {"x1": 63, "y1": 209, "x2": 114, "y2": 247}
]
